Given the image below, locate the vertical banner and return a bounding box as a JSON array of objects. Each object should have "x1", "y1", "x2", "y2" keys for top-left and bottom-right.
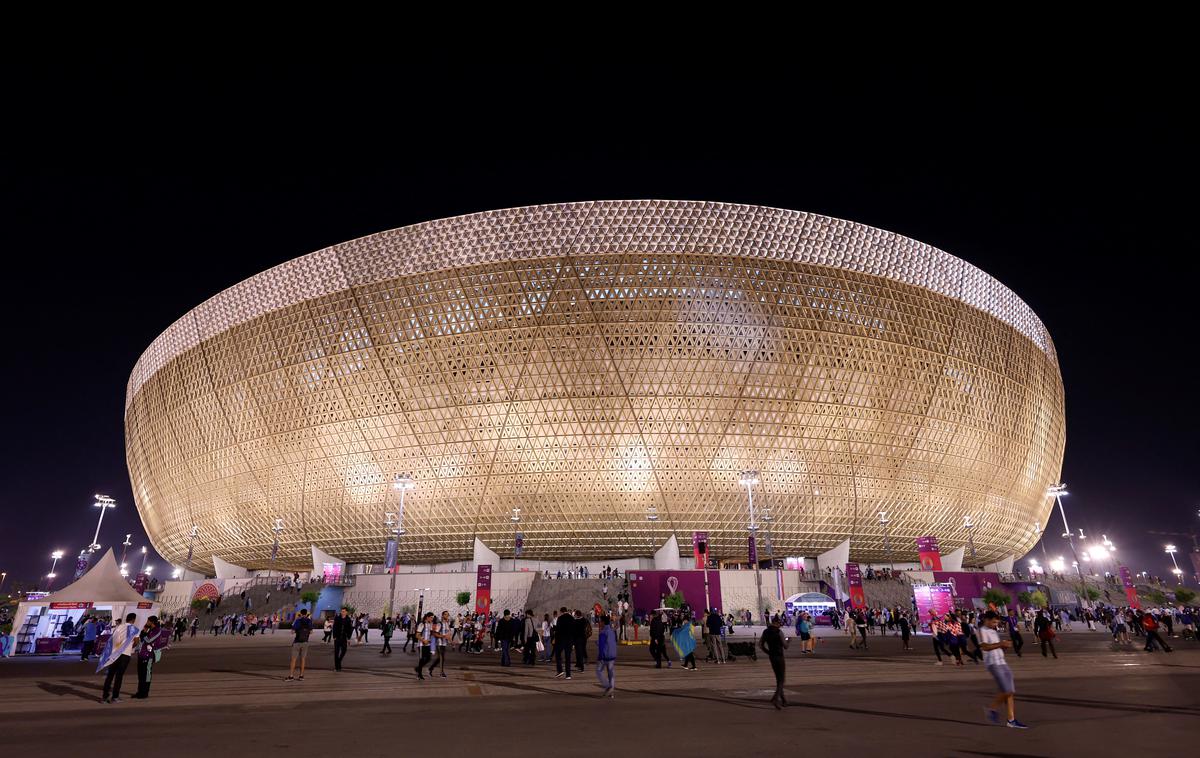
[
  {"x1": 514, "y1": 532, "x2": 524, "y2": 557},
  {"x1": 1118, "y1": 566, "x2": 1141, "y2": 609},
  {"x1": 384, "y1": 538, "x2": 398, "y2": 572},
  {"x1": 776, "y1": 569, "x2": 785, "y2": 600},
  {"x1": 133, "y1": 573, "x2": 149, "y2": 594},
  {"x1": 913, "y1": 583, "x2": 956, "y2": 632},
  {"x1": 845, "y1": 562, "x2": 866, "y2": 609},
  {"x1": 916, "y1": 536, "x2": 943, "y2": 570},
  {"x1": 692, "y1": 531, "x2": 709, "y2": 569},
  {"x1": 475, "y1": 564, "x2": 492, "y2": 616},
  {"x1": 747, "y1": 535, "x2": 758, "y2": 567},
  {"x1": 72, "y1": 551, "x2": 91, "y2": 581}
]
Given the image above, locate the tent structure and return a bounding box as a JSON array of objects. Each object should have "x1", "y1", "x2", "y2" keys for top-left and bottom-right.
[{"x1": 4, "y1": 549, "x2": 159, "y2": 656}]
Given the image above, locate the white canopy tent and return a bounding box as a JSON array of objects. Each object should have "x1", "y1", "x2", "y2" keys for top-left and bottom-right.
[{"x1": 4, "y1": 549, "x2": 159, "y2": 656}]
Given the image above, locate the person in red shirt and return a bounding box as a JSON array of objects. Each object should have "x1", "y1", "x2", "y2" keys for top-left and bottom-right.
[{"x1": 1142, "y1": 612, "x2": 1173, "y2": 653}]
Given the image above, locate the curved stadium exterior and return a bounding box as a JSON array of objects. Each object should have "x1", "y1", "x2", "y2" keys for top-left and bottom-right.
[{"x1": 125, "y1": 201, "x2": 1065, "y2": 574}]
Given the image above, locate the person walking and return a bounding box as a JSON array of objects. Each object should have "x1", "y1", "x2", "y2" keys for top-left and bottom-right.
[
  {"x1": 131, "y1": 616, "x2": 171, "y2": 700},
  {"x1": 707, "y1": 608, "x2": 726, "y2": 663},
  {"x1": 980, "y1": 610, "x2": 1029, "y2": 728},
  {"x1": 98, "y1": 613, "x2": 139, "y2": 703},
  {"x1": 497, "y1": 610, "x2": 514, "y2": 667},
  {"x1": 286, "y1": 609, "x2": 313, "y2": 681},
  {"x1": 540, "y1": 613, "x2": 552, "y2": 662},
  {"x1": 670, "y1": 613, "x2": 697, "y2": 670},
  {"x1": 414, "y1": 612, "x2": 435, "y2": 680},
  {"x1": 380, "y1": 615, "x2": 394, "y2": 656},
  {"x1": 189, "y1": 617, "x2": 198, "y2": 638},
  {"x1": 331, "y1": 608, "x2": 353, "y2": 672},
  {"x1": 1006, "y1": 611, "x2": 1024, "y2": 657},
  {"x1": 322, "y1": 616, "x2": 333, "y2": 643},
  {"x1": 553, "y1": 606, "x2": 574, "y2": 679},
  {"x1": 1034, "y1": 610, "x2": 1058, "y2": 659},
  {"x1": 1142, "y1": 612, "x2": 1173, "y2": 653},
  {"x1": 522, "y1": 610, "x2": 538, "y2": 666},
  {"x1": 760, "y1": 615, "x2": 789, "y2": 709},
  {"x1": 595, "y1": 614, "x2": 617, "y2": 697},
  {"x1": 573, "y1": 610, "x2": 591, "y2": 672},
  {"x1": 649, "y1": 611, "x2": 667, "y2": 668},
  {"x1": 899, "y1": 612, "x2": 912, "y2": 651},
  {"x1": 427, "y1": 615, "x2": 449, "y2": 677},
  {"x1": 79, "y1": 616, "x2": 99, "y2": 661}
]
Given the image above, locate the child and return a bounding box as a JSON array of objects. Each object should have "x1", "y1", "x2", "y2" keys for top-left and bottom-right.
[{"x1": 980, "y1": 610, "x2": 1028, "y2": 728}]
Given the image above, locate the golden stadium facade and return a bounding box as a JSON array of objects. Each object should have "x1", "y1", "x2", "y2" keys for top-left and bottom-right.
[{"x1": 125, "y1": 201, "x2": 1065, "y2": 573}]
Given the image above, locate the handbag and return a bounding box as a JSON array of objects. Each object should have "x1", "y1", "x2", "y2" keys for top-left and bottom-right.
[{"x1": 536, "y1": 639, "x2": 545, "y2": 653}]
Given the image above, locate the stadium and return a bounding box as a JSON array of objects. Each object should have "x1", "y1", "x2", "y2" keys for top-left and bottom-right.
[{"x1": 124, "y1": 201, "x2": 1065, "y2": 574}]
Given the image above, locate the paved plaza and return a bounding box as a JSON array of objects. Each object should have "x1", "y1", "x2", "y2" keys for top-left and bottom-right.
[{"x1": 1, "y1": 626, "x2": 1196, "y2": 755}]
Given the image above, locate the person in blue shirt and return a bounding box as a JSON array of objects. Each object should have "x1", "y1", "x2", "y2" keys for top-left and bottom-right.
[
  {"x1": 80, "y1": 617, "x2": 99, "y2": 661},
  {"x1": 595, "y1": 614, "x2": 617, "y2": 697}
]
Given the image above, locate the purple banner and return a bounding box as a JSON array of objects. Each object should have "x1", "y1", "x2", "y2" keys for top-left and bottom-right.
[
  {"x1": 845, "y1": 562, "x2": 865, "y2": 609},
  {"x1": 748, "y1": 535, "x2": 758, "y2": 566},
  {"x1": 628, "y1": 570, "x2": 723, "y2": 616},
  {"x1": 384, "y1": 538, "x2": 398, "y2": 571},
  {"x1": 931, "y1": 571, "x2": 1002, "y2": 604},
  {"x1": 514, "y1": 532, "x2": 524, "y2": 557},
  {"x1": 72, "y1": 552, "x2": 91, "y2": 581},
  {"x1": 913, "y1": 583, "x2": 955, "y2": 633}
]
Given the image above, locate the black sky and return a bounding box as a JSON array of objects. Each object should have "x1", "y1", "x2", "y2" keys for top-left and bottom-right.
[{"x1": 1, "y1": 56, "x2": 1197, "y2": 587}]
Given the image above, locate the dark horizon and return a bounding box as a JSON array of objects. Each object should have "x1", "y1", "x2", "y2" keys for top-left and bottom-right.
[{"x1": 1, "y1": 59, "x2": 1197, "y2": 588}]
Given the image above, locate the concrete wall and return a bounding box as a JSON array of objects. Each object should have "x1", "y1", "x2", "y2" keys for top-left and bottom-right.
[
  {"x1": 717, "y1": 569, "x2": 814, "y2": 617},
  {"x1": 341, "y1": 570, "x2": 538, "y2": 619}
]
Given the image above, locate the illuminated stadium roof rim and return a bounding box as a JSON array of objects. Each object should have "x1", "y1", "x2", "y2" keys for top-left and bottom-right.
[{"x1": 126, "y1": 199, "x2": 1055, "y2": 409}]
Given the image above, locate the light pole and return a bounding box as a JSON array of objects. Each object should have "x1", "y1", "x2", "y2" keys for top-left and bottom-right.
[
  {"x1": 88, "y1": 494, "x2": 116, "y2": 552},
  {"x1": 386, "y1": 474, "x2": 414, "y2": 619},
  {"x1": 46, "y1": 550, "x2": 64, "y2": 591},
  {"x1": 139, "y1": 546, "x2": 148, "y2": 574},
  {"x1": 415, "y1": 586, "x2": 430, "y2": 625},
  {"x1": 1166, "y1": 544, "x2": 1183, "y2": 584},
  {"x1": 511, "y1": 507, "x2": 522, "y2": 571},
  {"x1": 120, "y1": 534, "x2": 132, "y2": 568},
  {"x1": 184, "y1": 525, "x2": 199, "y2": 578},
  {"x1": 1048, "y1": 483, "x2": 1088, "y2": 604},
  {"x1": 0, "y1": 571, "x2": 6, "y2": 593},
  {"x1": 963, "y1": 515, "x2": 976, "y2": 568},
  {"x1": 879, "y1": 511, "x2": 894, "y2": 572},
  {"x1": 739, "y1": 470, "x2": 764, "y2": 624},
  {"x1": 268, "y1": 519, "x2": 283, "y2": 578}
]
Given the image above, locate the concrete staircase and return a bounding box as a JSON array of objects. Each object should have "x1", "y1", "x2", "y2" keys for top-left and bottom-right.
[
  {"x1": 522, "y1": 575, "x2": 611, "y2": 616},
  {"x1": 208, "y1": 579, "x2": 325, "y2": 622}
]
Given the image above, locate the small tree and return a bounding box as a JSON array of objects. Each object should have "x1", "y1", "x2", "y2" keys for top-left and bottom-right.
[
  {"x1": 663, "y1": 592, "x2": 685, "y2": 609},
  {"x1": 1017, "y1": 590, "x2": 1033, "y2": 607},
  {"x1": 190, "y1": 598, "x2": 209, "y2": 611},
  {"x1": 1083, "y1": 587, "x2": 1101, "y2": 602},
  {"x1": 983, "y1": 589, "x2": 1011, "y2": 609},
  {"x1": 455, "y1": 591, "x2": 471, "y2": 608},
  {"x1": 1028, "y1": 590, "x2": 1048, "y2": 609},
  {"x1": 300, "y1": 590, "x2": 320, "y2": 606},
  {"x1": 1147, "y1": 590, "x2": 1167, "y2": 606},
  {"x1": 1173, "y1": 588, "x2": 1196, "y2": 604}
]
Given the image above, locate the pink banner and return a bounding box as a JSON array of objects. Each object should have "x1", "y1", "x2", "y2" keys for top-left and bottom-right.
[
  {"x1": 692, "y1": 532, "x2": 709, "y2": 569},
  {"x1": 1118, "y1": 566, "x2": 1141, "y2": 609},
  {"x1": 916, "y1": 536, "x2": 942, "y2": 570},
  {"x1": 913, "y1": 583, "x2": 955, "y2": 632},
  {"x1": 845, "y1": 562, "x2": 865, "y2": 609},
  {"x1": 474, "y1": 564, "x2": 492, "y2": 616}
]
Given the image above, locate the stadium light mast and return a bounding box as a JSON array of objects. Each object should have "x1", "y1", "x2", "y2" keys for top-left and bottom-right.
[
  {"x1": 120, "y1": 534, "x2": 132, "y2": 568},
  {"x1": 739, "y1": 470, "x2": 764, "y2": 624},
  {"x1": 963, "y1": 514, "x2": 976, "y2": 568},
  {"x1": 879, "y1": 511, "x2": 894, "y2": 572},
  {"x1": 88, "y1": 494, "x2": 116, "y2": 552},
  {"x1": 1166, "y1": 544, "x2": 1182, "y2": 583},
  {"x1": 1048, "y1": 483, "x2": 1088, "y2": 603},
  {"x1": 385, "y1": 474, "x2": 414, "y2": 618},
  {"x1": 46, "y1": 550, "x2": 65, "y2": 591}
]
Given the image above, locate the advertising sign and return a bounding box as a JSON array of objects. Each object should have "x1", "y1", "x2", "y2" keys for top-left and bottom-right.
[
  {"x1": 514, "y1": 532, "x2": 524, "y2": 557},
  {"x1": 916, "y1": 536, "x2": 942, "y2": 570},
  {"x1": 627, "y1": 570, "x2": 724, "y2": 615},
  {"x1": 72, "y1": 551, "x2": 91, "y2": 581},
  {"x1": 137, "y1": 602, "x2": 153, "y2": 609},
  {"x1": 748, "y1": 535, "x2": 758, "y2": 566},
  {"x1": 913, "y1": 583, "x2": 955, "y2": 633},
  {"x1": 49, "y1": 602, "x2": 93, "y2": 609},
  {"x1": 475, "y1": 564, "x2": 493, "y2": 616},
  {"x1": 133, "y1": 573, "x2": 148, "y2": 594},
  {"x1": 845, "y1": 562, "x2": 866, "y2": 609},
  {"x1": 1118, "y1": 565, "x2": 1141, "y2": 609},
  {"x1": 692, "y1": 531, "x2": 709, "y2": 569}
]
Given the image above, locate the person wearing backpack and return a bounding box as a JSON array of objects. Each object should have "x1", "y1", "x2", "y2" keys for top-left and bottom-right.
[{"x1": 287, "y1": 609, "x2": 313, "y2": 680}]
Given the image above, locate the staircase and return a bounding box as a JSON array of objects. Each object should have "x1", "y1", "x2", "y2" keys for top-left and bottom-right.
[
  {"x1": 523, "y1": 575, "x2": 611, "y2": 616},
  {"x1": 207, "y1": 579, "x2": 326, "y2": 622}
]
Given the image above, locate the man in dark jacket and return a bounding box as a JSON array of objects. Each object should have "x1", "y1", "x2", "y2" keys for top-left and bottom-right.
[
  {"x1": 331, "y1": 608, "x2": 354, "y2": 671},
  {"x1": 553, "y1": 606, "x2": 574, "y2": 679},
  {"x1": 573, "y1": 610, "x2": 590, "y2": 671},
  {"x1": 649, "y1": 611, "x2": 667, "y2": 668},
  {"x1": 706, "y1": 608, "x2": 725, "y2": 663},
  {"x1": 496, "y1": 610, "x2": 514, "y2": 666}
]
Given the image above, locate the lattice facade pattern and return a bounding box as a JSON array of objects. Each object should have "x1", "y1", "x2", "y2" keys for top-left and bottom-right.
[{"x1": 125, "y1": 201, "x2": 1066, "y2": 573}]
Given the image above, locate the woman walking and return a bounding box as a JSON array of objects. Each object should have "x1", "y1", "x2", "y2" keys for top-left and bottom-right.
[{"x1": 131, "y1": 616, "x2": 171, "y2": 700}]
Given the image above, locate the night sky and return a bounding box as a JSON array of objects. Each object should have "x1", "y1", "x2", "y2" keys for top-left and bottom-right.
[{"x1": 2, "y1": 58, "x2": 1196, "y2": 588}]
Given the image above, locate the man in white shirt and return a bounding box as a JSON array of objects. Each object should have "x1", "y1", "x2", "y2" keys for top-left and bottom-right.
[
  {"x1": 979, "y1": 610, "x2": 1027, "y2": 729},
  {"x1": 99, "y1": 613, "x2": 140, "y2": 703}
]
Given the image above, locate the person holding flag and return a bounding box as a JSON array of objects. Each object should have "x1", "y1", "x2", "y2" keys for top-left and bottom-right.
[
  {"x1": 131, "y1": 616, "x2": 171, "y2": 699},
  {"x1": 98, "y1": 612, "x2": 140, "y2": 703}
]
